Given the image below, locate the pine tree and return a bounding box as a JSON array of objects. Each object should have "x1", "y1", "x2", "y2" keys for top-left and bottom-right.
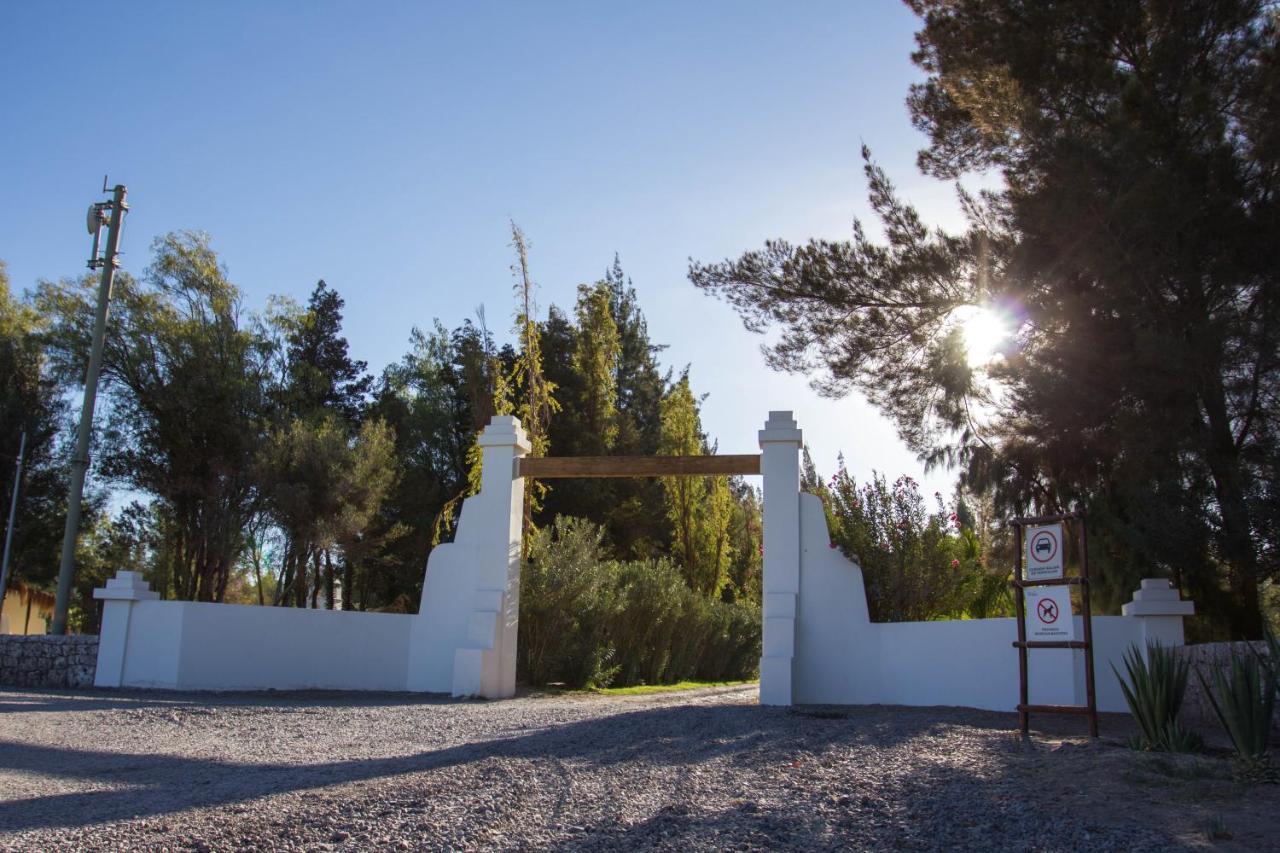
[{"x1": 286, "y1": 280, "x2": 372, "y2": 426}]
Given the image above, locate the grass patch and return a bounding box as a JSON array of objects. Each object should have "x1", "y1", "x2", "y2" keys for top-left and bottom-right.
[{"x1": 587, "y1": 679, "x2": 757, "y2": 696}]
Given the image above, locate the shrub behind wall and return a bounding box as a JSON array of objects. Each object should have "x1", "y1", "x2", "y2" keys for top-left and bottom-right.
[{"x1": 519, "y1": 516, "x2": 761, "y2": 688}]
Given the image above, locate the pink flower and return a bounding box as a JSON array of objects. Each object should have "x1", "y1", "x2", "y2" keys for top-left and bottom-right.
[{"x1": 950, "y1": 559, "x2": 960, "y2": 569}]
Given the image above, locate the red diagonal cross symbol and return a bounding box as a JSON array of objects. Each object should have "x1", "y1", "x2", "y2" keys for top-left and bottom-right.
[{"x1": 1037, "y1": 599, "x2": 1058, "y2": 623}]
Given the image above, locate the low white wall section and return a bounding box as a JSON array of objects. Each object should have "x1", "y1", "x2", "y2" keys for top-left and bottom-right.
[
  {"x1": 95, "y1": 416, "x2": 531, "y2": 698},
  {"x1": 793, "y1": 493, "x2": 1186, "y2": 713},
  {"x1": 109, "y1": 600, "x2": 415, "y2": 691}
]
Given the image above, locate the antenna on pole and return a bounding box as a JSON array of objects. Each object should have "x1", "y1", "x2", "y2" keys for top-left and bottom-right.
[{"x1": 52, "y1": 180, "x2": 129, "y2": 634}]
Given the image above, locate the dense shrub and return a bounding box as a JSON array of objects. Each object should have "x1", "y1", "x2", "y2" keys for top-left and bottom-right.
[
  {"x1": 824, "y1": 470, "x2": 1011, "y2": 622},
  {"x1": 518, "y1": 516, "x2": 760, "y2": 688}
]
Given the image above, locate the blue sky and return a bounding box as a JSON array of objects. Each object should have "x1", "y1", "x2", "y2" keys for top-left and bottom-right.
[{"x1": 2, "y1": 1, "x2": 975, "y2": 496}]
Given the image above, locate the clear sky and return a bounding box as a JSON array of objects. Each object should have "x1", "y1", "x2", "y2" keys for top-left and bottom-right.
[{"x1": 2, "y1": 1, "x2": 973, "y2": 497}]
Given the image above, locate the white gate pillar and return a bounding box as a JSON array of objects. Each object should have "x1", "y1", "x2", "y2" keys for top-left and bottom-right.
[
  {"x1": 451, "y1": 415, "x2": 530, "y2": 699},
  {"x1": 759, "y1": 411, "x2": 802, "y2": 706}
]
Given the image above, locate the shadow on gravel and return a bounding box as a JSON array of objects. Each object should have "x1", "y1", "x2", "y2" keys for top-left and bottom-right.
[
  {"x1": 0, "y1": 686, "x2": 463, "y2": 712},
  {"x1": 0, "y1": 698, "x2": 1128, "y2": 834},
  {"x1": 0, "y1": 691, "x2": 209, "y2": 715}
]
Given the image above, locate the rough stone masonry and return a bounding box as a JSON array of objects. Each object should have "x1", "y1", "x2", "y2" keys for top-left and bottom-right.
[{"x1": 0, "y1": 635, "x2": 97, "y2": 689}]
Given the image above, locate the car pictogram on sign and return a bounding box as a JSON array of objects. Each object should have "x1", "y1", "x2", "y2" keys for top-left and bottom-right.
[{"x1": 1030, "y1": 530, "x2": 1058, "y2": 563}]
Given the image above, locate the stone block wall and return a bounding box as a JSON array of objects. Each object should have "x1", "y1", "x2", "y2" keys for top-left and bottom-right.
[
  {"x1": 1174, "y1": 642, "x2": 1279, "y2": 740},
  {"x1": 0, "y1": 635, "x2": 98, "y2": 688}
]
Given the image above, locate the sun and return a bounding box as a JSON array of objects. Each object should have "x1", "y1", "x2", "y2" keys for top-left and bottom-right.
[{"x1": 951, "y1": 305, "x2": 1012, "y2": 368}]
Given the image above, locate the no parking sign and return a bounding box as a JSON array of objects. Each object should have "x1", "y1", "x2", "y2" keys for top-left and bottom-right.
[{"x1": 1025, "y1": 523, "x2": 1064, "y2": 580}]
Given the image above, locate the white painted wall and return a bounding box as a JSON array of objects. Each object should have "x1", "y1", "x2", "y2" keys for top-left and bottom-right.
[
  {"x1": 96, "y1": 416, "x2": 531, "y2": 698},
  {"x1": 791, "y1": 492, "x2": 1188, "y2": 713},
  {"x1": 115, "y1": 600, "x2": 415, "y2": 691},
  {"x1": 94, "y1": 410, "x2": 1193, "y2": 713}
]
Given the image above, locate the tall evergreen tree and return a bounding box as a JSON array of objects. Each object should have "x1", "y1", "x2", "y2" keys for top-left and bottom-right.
[
  {"x1": 658, "y1": 373, "x2": 732, "y2": 595},
  {"x1": 285, "y1": 280, "x2": 372, "y2": 426},
  {"x1": 690, "y1": 0, "x2": 1280, "y2": 636},
  {"x1": 572, "y1": 281, "x2": 621, "y2": 453}
]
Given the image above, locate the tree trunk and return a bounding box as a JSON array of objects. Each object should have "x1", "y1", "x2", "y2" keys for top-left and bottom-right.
[
  {"x1": 342, "y1": 553, "x2": 354, "y2": 611},
  {"x1": 309, "y1": 550, "x2": 322, "y2": 609},
  {"x1": 1199, "y1": 371, "x2": 1263, "y2": 638},
  {"x1": 324, "y1": 549, "x2": 336, "y2": 610}
]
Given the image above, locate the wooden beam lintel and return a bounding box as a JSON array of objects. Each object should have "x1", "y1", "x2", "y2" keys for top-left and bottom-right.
[{"x1": 517, "y1": 454, "x2": 761, "y2": 479}]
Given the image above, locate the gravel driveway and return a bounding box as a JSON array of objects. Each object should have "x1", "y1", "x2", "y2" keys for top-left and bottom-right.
[{"x1": 0, "y1": 685, "x2": 1275, "y2": 851}]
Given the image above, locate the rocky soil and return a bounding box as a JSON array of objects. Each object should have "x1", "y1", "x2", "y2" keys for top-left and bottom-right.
[{"x1": 0, "y1": 685, "x2": 1275, "y2": 851}]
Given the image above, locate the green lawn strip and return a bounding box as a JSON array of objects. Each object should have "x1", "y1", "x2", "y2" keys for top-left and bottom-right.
[{"x1": 588, "y1": 679, "x2": 758, "y2": 696}]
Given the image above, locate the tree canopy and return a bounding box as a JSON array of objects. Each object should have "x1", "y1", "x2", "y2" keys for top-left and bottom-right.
[{"x1": 690, "y1": 0, "x2": 1279, "y2": 636}]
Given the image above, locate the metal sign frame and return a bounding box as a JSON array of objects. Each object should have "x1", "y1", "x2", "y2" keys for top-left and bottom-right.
[{"x1": 1012, "y1": 512, "x2": 1099, "y2": 737}]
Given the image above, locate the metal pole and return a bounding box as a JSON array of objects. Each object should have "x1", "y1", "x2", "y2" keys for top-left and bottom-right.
[
  {"x1": 0, "y1": 430, "x2": 27, "y2": 614},
  {"x1": 51, "y1": 184, "x2": 127, "y2": 634}
]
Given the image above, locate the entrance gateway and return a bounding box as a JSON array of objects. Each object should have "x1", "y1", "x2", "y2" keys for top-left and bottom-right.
[
  {"x1": 92, "y1": 410, "x2": 1197, "y2": 716},
  {"x1": 413, "y1": 411, "x2": 804, "y2": 704}
]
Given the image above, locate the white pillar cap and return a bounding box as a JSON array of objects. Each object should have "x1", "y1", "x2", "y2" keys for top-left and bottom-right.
[
  {"x1": 93, "y1": 569, "x2": 159, "y2": 602},
  {"x1": 759, "y1": 410, "x2": 803, "y2": 445},
  {"x1": 477, "y1": 415, "x2": 532, "y2": 452}
]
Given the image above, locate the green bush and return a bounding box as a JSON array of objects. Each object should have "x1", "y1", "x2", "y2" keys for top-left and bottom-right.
[
  {"x1": 1113, "y1": 643, "x2": 1202, "y2": 752},
  {"x1": 1196, "y1": 646, "x2": 1277, "y2": 763},
  {"x1": 518, "y1": 517, "x2": 621, "y2": 687},
  {"x1": 824, "y1": 471, "x2": 1010, "y2": 622},
  {"x1": 518, "y1": 516, "x2": 760, "y2": 689}
]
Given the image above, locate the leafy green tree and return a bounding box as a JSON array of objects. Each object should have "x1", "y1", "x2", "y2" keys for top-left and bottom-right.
[
  {"x1": 825, "y1": 470, "x2": 1008, "y2": 622},
  {"x1": 40, "y1": 232, "x2": 272, "y2": 602},
  {"x1": 0, "y1": 260, "x2": 73, "y2": 601},
  {"x1": 690, "y1": 0, "x2": 1279, "y2": 636},
  {"x1": 363, "y1": 320, "x2": 505, "y2": 606}
]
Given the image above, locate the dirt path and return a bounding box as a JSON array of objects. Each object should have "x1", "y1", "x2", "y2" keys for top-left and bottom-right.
[{"x1": 0, "y1": 685, "x2": 1274, "y2": 850}]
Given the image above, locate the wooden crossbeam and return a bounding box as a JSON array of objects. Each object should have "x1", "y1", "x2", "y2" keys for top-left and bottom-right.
[{"x1": 516, "y1": 454, "x2": 761, "y2": 479}]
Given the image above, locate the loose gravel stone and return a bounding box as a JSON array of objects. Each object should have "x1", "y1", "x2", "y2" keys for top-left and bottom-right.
[{"x1": 0, "y1": 685, "x2": 1275, "y2": 851}]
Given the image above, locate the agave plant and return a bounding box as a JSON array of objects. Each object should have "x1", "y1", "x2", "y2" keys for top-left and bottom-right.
[
  {"x1": 1197, "y1": 644, "x2": 1277, "y2": 762},
  {"x1": 1113, "y1": 642, "x2": 1202, "y2": 752}
]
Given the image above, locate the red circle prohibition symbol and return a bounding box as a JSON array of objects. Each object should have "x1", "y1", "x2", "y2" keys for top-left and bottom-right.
[
  {"x1": 1036, "y1": 598, "x2": 1059, "y2": 624},
  {"x1": 1029, "y1": 530, "x2": 1059, "y2": 564}
]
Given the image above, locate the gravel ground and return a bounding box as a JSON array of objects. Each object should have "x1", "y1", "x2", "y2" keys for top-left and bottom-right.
[{"x1": 0, "y1": 685, "x2": 1276, "y2": 851}]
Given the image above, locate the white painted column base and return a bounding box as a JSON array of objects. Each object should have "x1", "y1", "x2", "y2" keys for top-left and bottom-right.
[
  {"x1": 759, "y1": 411, "x2": 803, "y2": 706},
  {"x1": 92, "y1": 571, "x2": 159, "y2": 687}
]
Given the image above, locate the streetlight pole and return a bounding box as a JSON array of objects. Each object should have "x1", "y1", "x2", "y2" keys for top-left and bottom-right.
[
  {"x1": 51, "y1": 182, "x2": 128, "y2": 635},
  {"x1": 0, "y1": 429, "x2": 27, "y2": 616}
]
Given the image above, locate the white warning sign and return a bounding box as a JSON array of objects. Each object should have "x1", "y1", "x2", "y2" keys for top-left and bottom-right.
[
  {"x1": 1025, "y1": 586, "x2": 1074, "y2": 642},
  {"x1": 1025, "y1": 523, "x2": 1065, "y2": 581}
]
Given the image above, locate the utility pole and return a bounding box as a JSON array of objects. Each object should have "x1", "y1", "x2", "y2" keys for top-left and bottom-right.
[
  {"x1": 0, "y1": 430, "x2": 27, "y2": 616},
  {"x1": 51, "y1": 181, "x2": 128, "y2": 635}
]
